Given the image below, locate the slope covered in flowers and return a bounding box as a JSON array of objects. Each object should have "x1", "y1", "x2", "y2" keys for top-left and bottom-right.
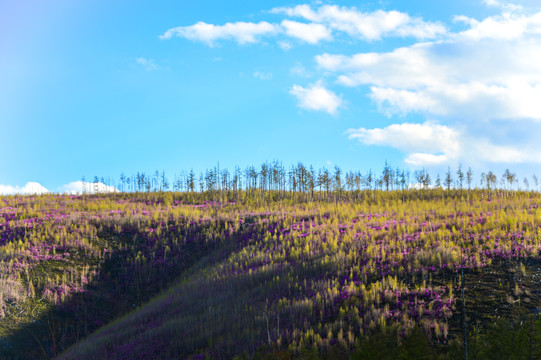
[{"x1": 1, "y1": 190, "x2": 541, "y2": 359}]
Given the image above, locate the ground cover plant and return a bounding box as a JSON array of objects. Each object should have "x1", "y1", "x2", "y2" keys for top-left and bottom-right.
[{"x1": 2, "y1": 164, "x2": 541, "y2": 359}]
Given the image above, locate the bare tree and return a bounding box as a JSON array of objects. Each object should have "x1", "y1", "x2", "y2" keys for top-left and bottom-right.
[
  {"x1": 119, "y1": 172, "x2": 126, "y2": 192},
  {"x1": 153, "y1": 170, "x2": 160, "y2": 192},
  {"x1": 345, "y1": 171, "x2": 355, "y2": 192},
  {"x1": 160, "y1": 170, "x2": 169, "y2": 191},
  {"x1": 444, "y1": 167, "x2": 453, "y2": 191},
  {"x1": 503, "y1": 169, "x2": 512, "y2": 190},
  {"x1": 318, "y1": 168, "x2": 331, "y2": 198},
  {"x1": 466, "y1": 167, "x2": 473, "y2": 190},
  {"x1": 456, "y1": 164, "x2": 464, "y2": 190},
  {"x1": 308, "y1": 166, "x2": 316, "y2": 200},
  {"x1": 188, "y1": 170, "x2": 195, "y2": 193},
  {"x1": 414, "y1": 169, "x2": 431, "y2": 190},
  {"x1": 354, "y1": 172, "x2": 363, "y2": 192},
  {"x1": 365, "y1": 170, "x2": 373, "y2": 192},
  {"x1": 198, "y1": 172, "x2": 204, "y2": 193},
  {"x1": 435, "y1": 174, "x2": 441, "y2": 188},
  {"x1": 382, "y1": 161, "x2": 392, "y2": 191},
  {"x1": 486, "y1": 171, "x2": 497, "y2": 190},
  {"x1": 333, "y1": 165, "x2": 343, "y2": 201}
]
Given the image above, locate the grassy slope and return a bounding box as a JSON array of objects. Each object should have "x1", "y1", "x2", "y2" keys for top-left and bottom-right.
[
  {"x1": 2, "y1": 191, "x2": 541, "y2": 359},
  {"x1": 59, "y1": 192, "x2": 541, "y2": 359}
]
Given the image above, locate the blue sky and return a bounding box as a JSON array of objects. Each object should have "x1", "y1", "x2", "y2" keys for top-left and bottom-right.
[{"x1": 2, "y1": 0, "x2": 541, "y2": 193}]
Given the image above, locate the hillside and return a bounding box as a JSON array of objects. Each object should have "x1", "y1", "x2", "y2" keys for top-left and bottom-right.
[{"x1": 2, "y1": 190, "x2": 541, "y2": 359}]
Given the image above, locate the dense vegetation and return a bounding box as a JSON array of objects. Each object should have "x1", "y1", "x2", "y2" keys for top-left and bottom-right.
[{"x1": 2, "y1": 164, "x2": 541, "y2": 359}]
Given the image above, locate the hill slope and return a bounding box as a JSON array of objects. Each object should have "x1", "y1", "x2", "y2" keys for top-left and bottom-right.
[
  {"x1": 2, "y1": 191, "x2": 541, "y2": 359},
  {"x1": 59, "y1": 192, "x2": 541, "y2": 359}
]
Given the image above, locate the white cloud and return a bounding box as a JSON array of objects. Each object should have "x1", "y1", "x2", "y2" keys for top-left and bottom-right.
[
  {"x1": 278, "y1": 41, "x2": 292, "y2": 50},
  {"x1": 405, "y1": 153, "x2": 449, "y2": 166},
  {"x1": 369, "y1": 82, "x2": 541, "y2": 119},
  {"x1": 318, "y1": 15, "x2": 541, "y2": 121},
  {"x1": 471, "y1": 139, "x2": 536, "y2": 163},
  {"x1": 273, "y1": 5, "x2": 446, "y2": 40},
  {"x1": 316, "y1": 45, "x2": 446, "y2": 89},
  {"x1": 482, "y1": 0, "x2": 524, "y2": 12},
  {"x1": 253, "y1": 71, "x2": 272, "y2": 80},
  {"x1": 347, "y1": 122, "x2": 460, "y2": 156},
  {"x1": 136, "y1": 57, "x2": 159, "y2": 71},
  {"x1": 368, "y1": 87, "x2": 440, "y2": 116},
  {"x1": 290, "y1": 81, "x2": 342, "y2": 115},
  {"x1": 347, "y1": 121, "x2": 541, "y2": 166},
  {"x1": 162, "y1": 5, "x2": 446, "y2": 47},
  {"x1": 290, "y1": 63, "x2": 312, "y2": 77},
  {"x1": 281, "y1": 20, "x2": 332, "y2": 44},
  {"x1": 316, "y1": 9, "x2": 541, "y2": 124},
  {"x1": 0, "y1": 182, "x2": 49, "y2": 195},
  {"x1": 160, "y1": 21, "x2": 279, "y2": 45},
  {"x1": 455, "y1": 11, "x2": 541, "y2": 40},
  {"x1": 272, "y1": 4, "x2": 318, "y2": 20},
  {"x1": 62, "y1": 181, "x2": 117, "y2": 195}
]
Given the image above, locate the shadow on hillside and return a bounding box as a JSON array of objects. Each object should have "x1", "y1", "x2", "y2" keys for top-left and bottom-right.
[
  {"x1": 0, "y1": 221, "x2": 249, "y2": 360},
  {"x1": 56, "y1": 245, "x2": 342, "y2": 360},
  {"x1": 57, "y1": 253, "x2": 541, "y2": 360},
  {"x1": 447, "y1": 257, "x2": 541, "y2": 339}
]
